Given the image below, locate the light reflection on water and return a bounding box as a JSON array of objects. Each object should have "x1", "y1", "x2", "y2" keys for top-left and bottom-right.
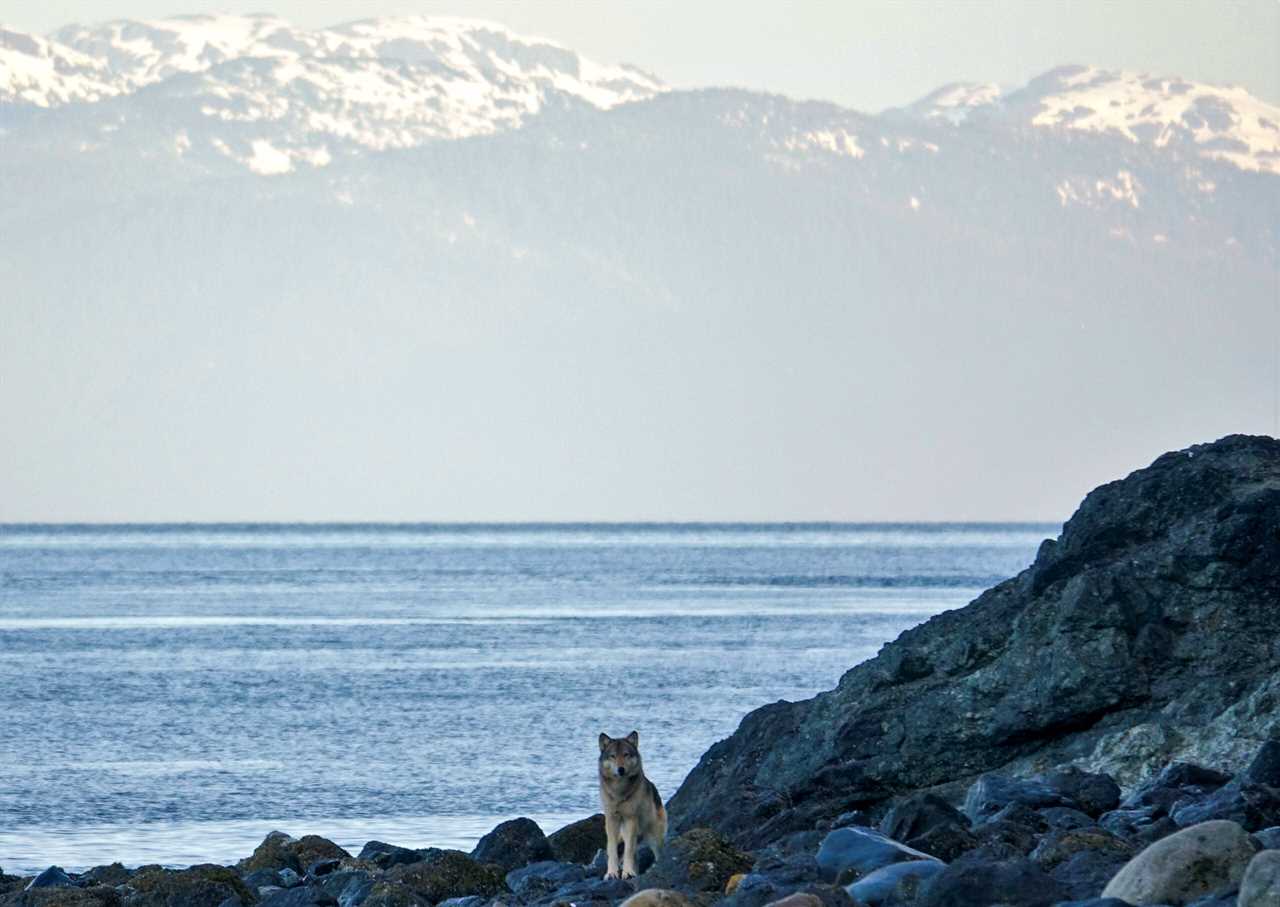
[{"x1": 0, "y1": 523, "x2": 1052, "y2": 874}]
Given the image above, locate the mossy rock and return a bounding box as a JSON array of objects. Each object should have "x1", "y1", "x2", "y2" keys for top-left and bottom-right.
[
  {"x1": 125, "y1": 863, "x2": 257, "y2": 906},
  {"x1": 638, "y1": 828, "x2": 753, "y2": 894},
  {"x1": 386, "y1": 849, "x2": 506, "y2": 903},
  {"x1": 240, "y1": 831, "x2": 302, "y2": 873},
  {"x1": 291, "y1": 835, "x2": 351, "y2": 871},
  {"x1": 360, "y1": 880, "x2": 432, "y2": 906},
  {"x1": 548, "y1": 815, "x2": 608, "y2": 865},
  {"x1": 14, "y1": 890, "x2": 123, "y2": 907}
]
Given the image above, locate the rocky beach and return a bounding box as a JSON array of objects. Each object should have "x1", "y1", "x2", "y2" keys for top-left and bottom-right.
[{"x1": 4, "y1": 434, "x2": 1278, "y2": 907}]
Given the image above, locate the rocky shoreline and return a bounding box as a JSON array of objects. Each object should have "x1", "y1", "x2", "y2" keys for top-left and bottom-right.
[{"x1": 5, "y1": 434, "x2": 1279, "y2": 907}]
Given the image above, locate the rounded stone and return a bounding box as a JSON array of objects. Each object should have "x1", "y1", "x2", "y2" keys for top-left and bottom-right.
[
  {"x1": 1240, "y1": 849, "x2": 1280, "y2": 907},
  {"x1": 1100, "y1": 819, "x2": 1257, "y2": 906}
]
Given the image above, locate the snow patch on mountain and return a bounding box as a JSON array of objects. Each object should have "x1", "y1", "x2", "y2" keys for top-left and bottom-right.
[
  {"x1": 0, "y1": 14, "x2": 664, "y2": 170},
  {"x1": 1018, "y1": 65, "x2": 1280, "y2": 174}
]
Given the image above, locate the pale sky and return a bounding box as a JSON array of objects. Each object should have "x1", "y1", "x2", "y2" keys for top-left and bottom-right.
[{"x1": 3, "y1": 0, "x2": 1277, "y2": 111}]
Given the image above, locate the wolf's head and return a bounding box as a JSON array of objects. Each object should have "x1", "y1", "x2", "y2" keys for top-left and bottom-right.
[{"x1": 598, "y1": 730, "x2": 642, "y2": 781}]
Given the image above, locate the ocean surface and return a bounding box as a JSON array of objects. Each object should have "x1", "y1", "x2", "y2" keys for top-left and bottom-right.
[{"x1": 0, "y1": 523, "x2": 1054, "y2": 875}]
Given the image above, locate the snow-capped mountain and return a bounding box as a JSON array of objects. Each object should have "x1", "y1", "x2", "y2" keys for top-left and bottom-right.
[
  {"x1": 0, "y1": 14, "x2": 662, "y2": 169},
  {"x1": 2, "y1": 17, "x2": 1275, "y2": 520},
  {"x1": 896, "y1": 65, "x2": 1280, "y2": 174}
]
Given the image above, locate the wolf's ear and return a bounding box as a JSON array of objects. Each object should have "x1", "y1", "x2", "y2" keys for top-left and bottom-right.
[
  {"x1": 599, "y1": 733, "x2": 611, "y2": 751},
  {"x1": 625, "y1": 730, "x2": 639, "y2": 747}
]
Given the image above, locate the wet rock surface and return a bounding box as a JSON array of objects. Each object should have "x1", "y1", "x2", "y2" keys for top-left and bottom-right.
[{"x1": 670, "y1": 436, "x2": 1280, "y2": 845}]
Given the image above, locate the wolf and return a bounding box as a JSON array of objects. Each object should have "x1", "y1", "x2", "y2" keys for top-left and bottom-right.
[{"x1": 598, "y1": 730, "x2": 667, "y2": 879}]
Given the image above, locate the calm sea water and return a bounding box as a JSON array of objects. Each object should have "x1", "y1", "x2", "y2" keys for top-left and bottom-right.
[{"x1": 0, "y1": 523, "x2": 1053, "y2": 875}]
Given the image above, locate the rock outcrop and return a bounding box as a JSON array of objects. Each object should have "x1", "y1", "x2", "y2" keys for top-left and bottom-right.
[{"x1": 668, "y1": 435, "x2": 1280, "y2": 846}]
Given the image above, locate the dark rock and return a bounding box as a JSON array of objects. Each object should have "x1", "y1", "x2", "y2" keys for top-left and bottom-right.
[
  {"x1": 26, "y1": 868, "x2": 75, "y2": 890},
  {"x1": 1242, "y1": 740, "x2": 1280, "y2": 787},
  {"x1": 258, "y1": 887, "x2": 337, "y2": 907},
  {"x1": 667, "y1": 436, "x2": 1280, "y2": 846},
  {"x1": 814, "y1": 827, "x2": 937, "y2": 885},
  {"x1": 985, "y1": 802, "x2": 1050, "y2": 833},
  {"x1": 11, "y1": 890, "x2": 123, "y2": 907},
  {"x1": 829, "y1": 811, "x2": 871, "y2": 831},
  {"x1": 124, "y1": 864, "x2": 257, "y2": 907},
  {"x1": 846, "y1": 860, "x2": 945, "y2": 906},
  {"x1": 1122, "y1": 763, "x2": 1233, "y2": 813},
  {"x1": 965, "y1": 775, "x2": 1076, "y2": 823},
  {"x1": 1039, "y1": 768, "x2": 1121, "y2": 817},
  {"x1": 1030, "y1": 828, "x2": 1134, "y2": 871},
  {"x1": 1171, "y1": 781, "x2": 1280, "y2": 831},
  {"x1": 358, "y1": 882, "x2": 429, "y2": 907},
  {"x1": 547, "y1": 815, "x2": 607, "y2": 866},
  {"x1": 1049, "y1": 901, "x2": 1133, "y2": 907},
  {"x1": 1047, "y1": 850, "x2": 1131, "y2": 902},
  {"x1": 504, "y1": 861, "x2": 589, "y2": 900},
  {"x1": 385, "y1": 850, "x2": 505, "y2": 904},
  {"x1": 900, "y1": 823, "x2": 978, "y2": 863},
  {"x1": 80, "y1": 865, "x2": 131, "y2": 887},
  {"x1": 636, "y1": 828, "x2": 752, "y2": 894},
  {"x1": 305, "y1": 861, "x2": 341, "y2": 880},
  {"x1": 317, "y1": 871, "x2": 373, "y2": 907},
  {"x1": 535, "y1": 875, "x2": 634, "y2": 905},
  {"x1": 356, "y1": 843, "x2": 421, "y2": 871},
  {"x1": 470, "y1": 818, "x2": 554, "y2": 874},
  {"x1": 290, "y1": 839, "x2": 350, "y2": 873},
  {"x1": 1252, "y1": 826, "x2": 1280, "y2": 849},
  {"x1": 877, "y1": 793, "x2": 968, "y2": 843},
  {"x1": 277, "y1": 870, "x2": 302, "y2": 889},
  {"x1": 966, "y1": 818, "x2": 1041, "y2": 861},
  {"x1": 434, "y1": 899, "x2": 488, "y2": 907},
  {"x1": 916, "y1": 858, "x2": 1069, "y2": 907},
  {"x1": 242, "y1": 832, "x2": 305, "y2": 874},
  {"x1": 1041, "y1": 808, "x2": 1097, "y2": 831},
  {"x1": 242, "y1": 869, "x2": 285, "y2": 891}
]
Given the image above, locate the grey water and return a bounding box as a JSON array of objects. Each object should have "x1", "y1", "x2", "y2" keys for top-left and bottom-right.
[{"x1": 0, "y1": 523, "x2": 1053, "y2": 875}]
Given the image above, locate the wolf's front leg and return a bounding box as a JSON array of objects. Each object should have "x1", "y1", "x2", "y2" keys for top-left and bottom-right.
[
  {"x1": 604, "y1": 813, "x2": 622, "y2": 879},
  {"x1": 621, "y1": 820, "x2": 640, "y2": 879}
]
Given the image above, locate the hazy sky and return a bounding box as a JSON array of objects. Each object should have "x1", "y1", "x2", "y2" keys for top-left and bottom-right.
[{"x1": 3, "y1": 0, "x2": 1277, "y2": 111}]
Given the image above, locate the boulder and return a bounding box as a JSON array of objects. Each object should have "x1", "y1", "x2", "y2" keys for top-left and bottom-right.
[
  {"x1": 1039, "y1": 769, "x2": 1122, "y2": 817},
  {"x1": 1048, "y1": 851, "x2": 1132, "y2": 902},
  {"x1": 547, "y1": 815, "x2": 608, "y2": 865},
  {"x1": 846, "y1": 860, "x2": 944, "y2": 906},
  {"x1": 1239, "y1": 850, "x2": 1280, "y2": 907},
  {"x1": 242, "y1": 832, "x2": 305, "y2": 874},
  {"x1": 1030, "y1": 828, "x2": 1134, "y2": 871},
  {"x1": 504, "y1": 861, "x2": 589, "y2": 900},
  {"x1": 618, "y1": 890, "x2": 694, "y2": 907},
  {"x1": 964, "y1": 775, "x2": 1077, "y2": 823},
  {"x1": 356, "y1": 843, "x2": 421, "y2": 871},
  {"x1": 124, "y1": 864, "x2": 257, "y2": 907},
  {"x1": 385, "y1": 851, "x2": 505, "y2": 904},
  {"x1": 877, "y1": 793, "x2": 968, "y2": 843},
  {"x1": 637, "y1": 828, "x2": 752, "y2": 894},
  {"x1": 667, "y1": 437, "x2": 1280, "y2": 847},
  {"x1": 317, "y1": 871, "x2": 374, "y2": 907},
  {"x1": 11, "y1": 890, "x2": 123, "y2": 907},
  {"x1": 916, "y1": 858, "x2": 1068, "y2": 907},
  {"x1": 80, "y1": 865, "x2": 131, "y2": 887},
  {"x1": 814, "y1": 827, "x2": 937, "y2": 885},
  {"x1": 761, "y1": 896, "x2": 822, "y2": 907},
  {"x1": 1256, "y1": 829, "x2": 1280, "y2": 851},
  {"x1": 358, "y1": 882, "x2": 429, "y2": 907},
  {"x1": 1041, "y1": 808, "x2": 1098, "y2": 831},
  {"x1": 257, "y1": 888, "x2": 335, "y2": 906},
  {"x1": 1100, "y1": 819, "x2": 1257, "y2": 905},
  {"x1": 25, "y1": 868, "x2": 75, "y2": 890},
  {"x1": 470, "y1": 818, "x2": 554, "y2": 873}
]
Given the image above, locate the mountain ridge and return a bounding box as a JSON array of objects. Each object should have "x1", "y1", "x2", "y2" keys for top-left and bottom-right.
[{"x1": 2, "y1": 15, "x2": 1277, "y2": 175}]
